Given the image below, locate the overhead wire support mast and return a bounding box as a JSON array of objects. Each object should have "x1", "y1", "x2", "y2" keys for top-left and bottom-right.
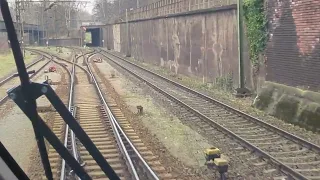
[{"x1": 0, "y1": 0, "x2": 120, "y2": 179}]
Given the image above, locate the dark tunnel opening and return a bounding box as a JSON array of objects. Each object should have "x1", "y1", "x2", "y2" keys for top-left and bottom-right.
[{"x1": 86, "y1": 28, "x2": 102, "y2": 47}]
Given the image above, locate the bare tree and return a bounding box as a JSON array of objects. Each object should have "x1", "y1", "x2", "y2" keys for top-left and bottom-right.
[
  {"x1": 92, "y1": 0, "x2": 160, "y2": 24},
  {"x1": 93, "y1": 0, "x2": 119, "y2": 24},
  {"x1": 10, "y1": 0, "x2": 91, "y2": 39},
  {"x1": 0, "y1": 2, "x2": 16, "y2": 21}
]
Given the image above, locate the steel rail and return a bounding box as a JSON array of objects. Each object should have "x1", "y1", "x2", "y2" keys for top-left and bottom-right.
[
  {"x1": 26, "y1": 48, "x2": 92, "y2": 82},
  {"x1": 69, "y1": 51, "x2": 81, "y2": 180},
  {"x1": 85, "y1": 51, "x2": 140, "y2": 180},
  {"x1": 100, "y1": 49, "x2": 320, "y2": 153},
  {"x1": 0, "y1": 55, "x2": 44, "y2": 86},
  {"x1": 87, "y1": 50, "x2": 159, "y2": 180},
  {"x1": 25, "y1": 49, "x2": 78, "y2": 180},
  {"x1": 58, "y1": 50, "x2": 76, "y2": 180},
  {"x1": 98, "y1": 49, "x2": 318, "y2": 180},
  {"x1": 112, "y1": 113, "x2": 160, "y2": 180},
  {"x1": 0, "y1": 58, "x2": 51, "y2": 105},
  {"x1": 28, "y1": 48, "x2": 159, "y2": 179}
]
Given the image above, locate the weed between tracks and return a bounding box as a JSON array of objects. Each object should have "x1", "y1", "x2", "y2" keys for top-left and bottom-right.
[
  {"x1": 119, "y1": 52, "x2": 320, "y2": 146},
  {"x1": 92, "y1": 59, "x2": 217, "y2": 179}
]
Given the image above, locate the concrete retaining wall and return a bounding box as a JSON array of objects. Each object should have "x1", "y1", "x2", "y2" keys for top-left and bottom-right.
[
  {"x1": 254, "y1": 81, "x2": 320, "y2": 131},
  {"x1": 104, "y1": 5, "x2": 252, "y2": 89}
]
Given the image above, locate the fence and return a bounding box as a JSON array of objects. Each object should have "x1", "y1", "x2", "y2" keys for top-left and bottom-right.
[{"x1": 119, "y1": 0, "x2": 237, "y2": 21}]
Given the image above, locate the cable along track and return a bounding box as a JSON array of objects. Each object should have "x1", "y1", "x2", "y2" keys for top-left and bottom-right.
[{"x1": 99, "y1": 49, "x2": 320, "y2": 180}]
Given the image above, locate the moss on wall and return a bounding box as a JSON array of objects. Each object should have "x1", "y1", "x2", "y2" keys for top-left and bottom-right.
[
  {"x1": 254, "y1": 81, "x2": 320, "y2": 131},
  {"x1": 273, "y1": 95, "x2": 299, "y2": 123}
]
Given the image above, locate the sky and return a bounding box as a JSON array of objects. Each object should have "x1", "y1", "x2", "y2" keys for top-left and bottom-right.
[{"x1": 81, "y1": 0, "x2": 95, "y2": 14}]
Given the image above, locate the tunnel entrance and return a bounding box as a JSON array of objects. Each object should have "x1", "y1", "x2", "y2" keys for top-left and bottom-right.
[{"x1": 85, "y1": 28, "x2": 102, "y2": 47}]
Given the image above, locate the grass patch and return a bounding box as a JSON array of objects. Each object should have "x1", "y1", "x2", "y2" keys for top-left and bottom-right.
[
  {"x1": 131, "y1": 57, "x2": 235, "y2": 96},
  {"x1": 0, "y1": 51, "x2": 37, "y2": 77}
]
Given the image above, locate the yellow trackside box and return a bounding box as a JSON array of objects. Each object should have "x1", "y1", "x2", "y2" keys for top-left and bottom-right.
[
  {"x1": 204, "y1": 147, "x2": 221, "y2": 156},
  {"x1": 204, "y1": 147, "x2": 221, "y2": 162},
  {"x1": 213, "y1": 158, "x2": 228, "y2": 167}
]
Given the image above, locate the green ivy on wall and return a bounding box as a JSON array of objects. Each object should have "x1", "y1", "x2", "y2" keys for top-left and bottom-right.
[{"x1": 243, "y1": 0, "x2": 268, "y2": 65}]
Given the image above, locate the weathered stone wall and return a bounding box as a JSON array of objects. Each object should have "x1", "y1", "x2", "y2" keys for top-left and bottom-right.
[
  {"x1": 103, "y1": 25, "x2": 114, "y2": 50},
  {"x1": 112, "y1": 24, "x2": 121, "y2": 52},
  {"x1": 106, "y1": 5, "x2": 253, "y2": 89},
  {"x1": 266, "y1": 0, "x2": 320, "y2": 90},
  {"x1": 254, "y1": 81, "x2": 320, "y2": 131}
]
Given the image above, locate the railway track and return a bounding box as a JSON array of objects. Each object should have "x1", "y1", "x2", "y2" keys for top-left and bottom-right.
[
  {"x1": 98, "y1": 49, "x2": 320, "y2": 180},
  {"x1": 28, "y1": 48, "x2": 173, "y2": 180},
  {"x1": 0, "y1": 55, "x2": 50, "y2": 105},
  {"x1": 86, "y1": 51, "x2": 175, "y2": 180},
  {"x1": 25, "y1": 49, "x2": 75, "y2": 179},
  {"x1": 0, "y1": 55, "x2": 44, "y2": 86}
]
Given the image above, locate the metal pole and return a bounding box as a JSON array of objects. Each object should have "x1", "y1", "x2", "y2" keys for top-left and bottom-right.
[
  {"x1": 15, "y1": 0, "x2": 21, "y2": 41},
  {"x1": 80, "y1": 28, "x2": 83, "y2": 47},
  {"x1": 31, "y1": 26, "x2": 33, "y2": 46},
  {"x1": 41, "y1": 3, "x2": 44, "y2": 46},
  {"x1": 42, "y1": 1, "x2": 48, "y2": 47},
  {"x1": 21, "y1": 0, "x2": 25, "y2": 57},
  {"x1": 37, "y1": 14, "x2": 40, "y2": 45},
  {"x1": 137, "y1": 0, "x2": 139, "y2": 8},
  {"x1": 54, "y1": 7, "x2": 57, "y2": 40},
  {"x1": 68, "y1": 3, "x2": 71, "y2": 28},
  {"x1": 126, "y1": 9, "x2": 130, "y2": 57},
  {"x1": 237, "y1": 0, "x2": 245, "y2": 88},
  {"x1": 106, "y1": 27, "x2": 109, "y2": 50}
]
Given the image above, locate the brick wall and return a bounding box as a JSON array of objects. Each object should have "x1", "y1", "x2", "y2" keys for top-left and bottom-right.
[{"x1": 266, "y1": 0, "x2": 320, "y2": 90}]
